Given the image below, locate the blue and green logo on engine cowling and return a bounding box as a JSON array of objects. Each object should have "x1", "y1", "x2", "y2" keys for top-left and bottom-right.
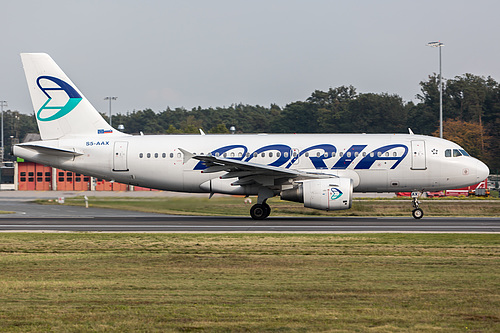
[
  {"x1": 36, "y1": 76, "x2": 82, "y2": 122},
  {"x1": 330, "y1": 188, "x2": 343, "y2": 200}
]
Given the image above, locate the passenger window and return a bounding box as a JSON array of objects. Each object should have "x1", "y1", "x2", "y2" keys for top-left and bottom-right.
[
  {"x1": 332, "y1": 152, "x2": 336, "y2": 157},
  {"x1": 445, "y1": 149, "x2": 451, "y2": 157},
  {"x1": 238, "y1": 152, "x2": 242, "y2": 157},
  {"x1": 269, "y1": 152, "x2": 273, "y2": 158},
  {"x1": 316, "y1": 152, "x2": 321, "y2": 157},
  {"x1": 377, "y1": 152, "x2": 382, "y2": 157},
  {"x1": 147, "y1": 153, "x2": 151, "y2": 158},
  {"x1": 453, "y1": 149, "x2": 462, "y2": 157},
  {"x1": 324, "y1": 152, "x2": 328, "y2": 158},
  {"x1": 347, "y1": 152, "x2": 351, "y2": 158},
  {"x1": 154, "y1": 153, "x2": 158, "y2": 158},
  {"x1": 293, "y1": 152, "x2": 297, "y2": 157},
  {"x1": 223, "y1": 153, "x2": 227, "y2": 158},
  {"x1": 385, "y1": 152, "x2": 389, "y2": 157},
  {"x1": 339, "y1": 152, "x2": 343, "y2": 157},
  {"x1": 393, "y1": 152, "x2": 397, "y2": 157},
  {"x1": 253, "y1": 153, "x2": 258, "y2": 158},
  {"x1": 284, "y1": 152, "x2": 289, "y2": 158},
  {"x1": 170, "y1": 153, "x2": 174, "y2": 158},
  {"x1": 277, "y1": 152, "x2": 281, "y2": 158},
  {"x1": 362, "y1": 152, "x2": 366, "y2": 157},
  {"x1": 215, "y1": 152, "x2": 220, "y2": 157},
  {"x1": 354, "y1": 152, "x2": 359, "y2": 157},
  {"x1": 230, "y1": 152, "x2": 235, "y2": 157},
  {"x1": 162, "y1": 153, "x2": 166, "y2": 158},
  {"x1": 305, "y1": 152, "x2": 309, "y2": 157},
  {"x1": 370, "y1": 152, "x2": 374, "y2": 157},
  {"x1": 261, "y1": 152, "x2": 265, "y2": 158}
]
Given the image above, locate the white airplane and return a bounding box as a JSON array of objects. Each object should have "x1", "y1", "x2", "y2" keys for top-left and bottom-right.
[{"x1": 14, "y1": 53, "x2": 490, "y2": 219}]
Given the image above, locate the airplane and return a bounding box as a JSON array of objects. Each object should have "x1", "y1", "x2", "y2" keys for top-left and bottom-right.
[{"x1": 13, "y1": 53, "x2": 490, "y2": 220}]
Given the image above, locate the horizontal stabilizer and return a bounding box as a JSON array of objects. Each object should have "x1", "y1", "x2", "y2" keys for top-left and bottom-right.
[{"x1": 16, "y1": 143, "x2": 83, "y2": 156}]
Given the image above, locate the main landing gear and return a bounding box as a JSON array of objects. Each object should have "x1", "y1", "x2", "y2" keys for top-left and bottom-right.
[
  {"x1": 411, "y1": 192, "x2": 424, "y2": 219},
  {"x1": 250, "y1": 187, "x2": 274, "y2": 220},
  {"x1": 250, "y1": 201, "x2": 271, "y2": 220}
]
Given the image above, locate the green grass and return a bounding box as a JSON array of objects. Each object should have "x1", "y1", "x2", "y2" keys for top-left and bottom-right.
[
  {"x1": 0, "y1": 233, "x2": 498, "y2": 332},
  {"x1": 37, "y1": 195, "x2": 500, "y2": 217}
]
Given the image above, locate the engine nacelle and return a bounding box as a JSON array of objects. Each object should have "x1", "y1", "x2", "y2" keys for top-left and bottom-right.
[{"x1": 281, "y1": 178, "x2": 353, "y2": 211}]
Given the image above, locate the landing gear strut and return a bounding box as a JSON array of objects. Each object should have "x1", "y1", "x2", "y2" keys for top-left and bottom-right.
[{"x1": 411, "y1": 192, "x2": 424, "y2": 219}]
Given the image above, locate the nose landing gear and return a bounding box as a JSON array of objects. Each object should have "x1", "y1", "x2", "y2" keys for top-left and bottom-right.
[{"x1": 411, "y1": 192, "x2": 424, "y2": 219}]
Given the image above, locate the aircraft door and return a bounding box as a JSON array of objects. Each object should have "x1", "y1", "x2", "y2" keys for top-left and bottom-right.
[
  {"x1": 411, "y1": 140, "x2": 426, "y2": 170},
  {"x1": 113, "y1": 141, "x2": 129, "y2": 171}
]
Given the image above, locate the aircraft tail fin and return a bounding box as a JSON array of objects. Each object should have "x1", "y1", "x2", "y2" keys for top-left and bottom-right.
[{"x1": 21, "y1": 53, "x2": 122, "y2": 140}]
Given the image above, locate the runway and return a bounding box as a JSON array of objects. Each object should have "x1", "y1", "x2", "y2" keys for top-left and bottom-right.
[
  {"x1": 0, "y1": 200, "x2": 498, "y2": 232},
  {"x1": 1, "y1": 216, "x2": 499, "y2": 232}
]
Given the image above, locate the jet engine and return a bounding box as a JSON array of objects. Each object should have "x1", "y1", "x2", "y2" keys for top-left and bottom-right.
[{"x1": 281, "y1": 178, "x2": 353, "y2": 211}]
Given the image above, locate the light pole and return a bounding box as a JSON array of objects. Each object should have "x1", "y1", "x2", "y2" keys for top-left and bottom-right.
[
  {"x1": 104, "y1": 96, "x2": 117, "y2": 127},
  {"x1": 427, "y1": 41, "x2": 444, "y2": 138},
  {"x1": 0, "y1": 101, "x2": 7, "y2": 162}
]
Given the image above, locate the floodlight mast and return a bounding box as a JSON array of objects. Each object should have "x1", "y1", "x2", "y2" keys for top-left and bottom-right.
[
  {"x1": 427, "y1": 41, "x2": 444, "y2": 138},
  {"x1": 104, "y1": 96, "x2": 117, "y2": 127}
]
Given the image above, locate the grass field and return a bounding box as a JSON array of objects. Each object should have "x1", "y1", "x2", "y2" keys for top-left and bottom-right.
[
  {"x1": 38, "y1": 195, "x2": 500, "y2": 217},
  {"x1": 0, "y1": 233, "x2": 499, "y2": 332}
]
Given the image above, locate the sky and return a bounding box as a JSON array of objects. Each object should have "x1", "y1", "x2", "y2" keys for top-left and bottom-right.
[{"x1": 1, "y1": 0, "x2": 500, "y2": 116}]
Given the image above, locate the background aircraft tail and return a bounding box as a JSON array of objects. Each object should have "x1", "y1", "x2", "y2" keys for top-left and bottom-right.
[{"x1": 21, "y1": 53, "x2": 120, "y2": 140}]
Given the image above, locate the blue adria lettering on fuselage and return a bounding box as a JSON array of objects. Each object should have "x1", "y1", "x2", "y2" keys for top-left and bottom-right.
[
  {"x1": 36, "y1": 76, "x2": 82, "y2": 122},
  {"x1": 192, "y1": 143, "x2": 409, "y2": 171},
  {"x1": 354, "y1": 144, "x2": 408, "y2": 170},
  {"x1": 286, "y1": 144, "x2": 337, "y2": 169}
]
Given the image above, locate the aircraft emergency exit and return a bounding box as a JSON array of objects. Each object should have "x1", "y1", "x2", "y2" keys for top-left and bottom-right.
[{"x1": 14, "y1": 53, "x2": 490, "y2": 219}]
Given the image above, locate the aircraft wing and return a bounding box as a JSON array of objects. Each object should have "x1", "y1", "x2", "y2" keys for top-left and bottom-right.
[{"x1": 179, "y1": 148, "x2": 335, "y2": 187}]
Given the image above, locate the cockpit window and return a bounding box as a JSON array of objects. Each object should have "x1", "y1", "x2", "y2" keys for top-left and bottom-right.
[
  {"x1": 453, "y1": 149, "x2": 462, "y2": 157},
  {"x1": 459, "y1": 149, "x2": 470, "y2": 157},
  {"x1": 445, "y1": 149, "x2": 451, "y2": 157}
]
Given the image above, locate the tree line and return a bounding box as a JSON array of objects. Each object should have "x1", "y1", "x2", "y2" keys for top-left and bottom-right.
[{"x1": 4, "y1": 73, "x2": 499, "y2": 170}]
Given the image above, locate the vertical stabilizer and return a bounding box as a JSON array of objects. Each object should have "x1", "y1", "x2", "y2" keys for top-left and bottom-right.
[{"x1": 21, "y1": 53, "x2": 120, "y2": 140}]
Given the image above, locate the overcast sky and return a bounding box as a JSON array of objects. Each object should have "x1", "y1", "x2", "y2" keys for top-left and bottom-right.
[{"x1": 2, "y1": 0, "x2": 500, "y2": 116}]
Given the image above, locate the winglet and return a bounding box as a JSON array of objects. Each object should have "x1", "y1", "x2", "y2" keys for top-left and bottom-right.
[
  {"x1": 199, "y1": 128, "x2": 206, "y2": 135},
  {"x1": 408, "y1": 128, "x2": 414, "y2": 135},
  {"x1": 178, "y1": 148, "x2": 195, "y2": 164}
]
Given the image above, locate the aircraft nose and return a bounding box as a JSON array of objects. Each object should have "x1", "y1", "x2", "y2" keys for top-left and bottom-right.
[{"x1": 476, "y1": 160, "x2": 490, "y2": 181}]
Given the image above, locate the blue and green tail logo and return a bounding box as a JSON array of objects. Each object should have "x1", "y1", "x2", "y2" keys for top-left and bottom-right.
[
  {"x1": 330, "y1": 188, "x2": 343, "y2": 200},
  {"x1": 36, "y1": 76, "x2": 82, "y2": 121}
]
